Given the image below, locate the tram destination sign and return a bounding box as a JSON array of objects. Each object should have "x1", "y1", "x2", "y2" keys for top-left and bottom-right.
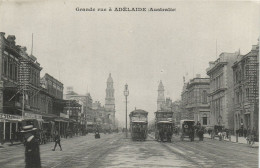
[
  {"x1": 131, "y1": 116, "x2": 147, "y2": 122},
  {"x1": 156, "y1": 118, "x2": 173, "y2": 122}
]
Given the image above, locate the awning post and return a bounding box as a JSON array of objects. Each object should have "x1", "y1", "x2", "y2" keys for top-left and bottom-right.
[
  {"x1": 10, "y1": 122, "x2": 12, "y2": 140},
  {"x1": 3, "y1": 120, "x2": 6, "y2": 140}
]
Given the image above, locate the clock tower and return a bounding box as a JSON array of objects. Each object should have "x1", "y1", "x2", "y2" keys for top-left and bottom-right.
[
  {"x1": 157, "y1": 80, "x2": 165, "y2": 111},
  {"x1": 105, "y1": 73, "x2": 115, "y2": 127}
]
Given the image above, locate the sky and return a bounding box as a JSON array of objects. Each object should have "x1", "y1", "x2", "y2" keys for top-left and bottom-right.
[{"x1": 0, "y1": 0, "x2": 259, "y2": 127}]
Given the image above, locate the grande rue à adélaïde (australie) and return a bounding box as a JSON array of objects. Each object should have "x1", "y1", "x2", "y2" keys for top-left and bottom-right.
[{"x1": 75, "y1": 7, "x2": 176, "y2": 12}]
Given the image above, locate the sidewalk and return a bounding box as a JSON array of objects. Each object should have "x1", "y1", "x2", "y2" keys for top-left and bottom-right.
[
  {"x1": 0, "y1": 141, "x2": 22, "y2": 148},
  {"x1": 0, "y1": 134, "x2": 91, "y2": 149},
  {"x1": 204, "y1": 134, "x2": 259, "y2": 147}
]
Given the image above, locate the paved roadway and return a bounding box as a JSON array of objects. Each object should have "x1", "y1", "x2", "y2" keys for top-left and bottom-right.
[{"x1": 0, "y1": 133, "x2": 258, "y2": 168}]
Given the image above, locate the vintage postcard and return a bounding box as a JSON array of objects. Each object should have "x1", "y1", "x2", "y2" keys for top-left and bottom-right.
[{"x1": 0, "y1": 0, "x2": 259, "y2": 168}]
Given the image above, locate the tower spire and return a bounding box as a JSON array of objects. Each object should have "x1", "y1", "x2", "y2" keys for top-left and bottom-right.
[
  {"x1": 31, "y1": 33, "x2": 33, "y2": 55},
  {"x1": 157, "y1": 80, "x2": 165, "y2": 111}
]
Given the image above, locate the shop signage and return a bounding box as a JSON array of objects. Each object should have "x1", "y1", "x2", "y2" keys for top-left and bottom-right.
[
  {"x1": 24, "y1": 112, "x2": 42, "y2": 119},
  {"x1": 0, "y1": 113, "x2": 22, "y2": 120},
  {"x1": 60, "y1": 113, "x2": 69, "y2": 118}
]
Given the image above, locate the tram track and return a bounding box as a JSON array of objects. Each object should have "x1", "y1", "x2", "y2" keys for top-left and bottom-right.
[
  {"x1": 147, "y1": 134, "x2": 206, "y2": 168},
  {"x1": 175, "y1": 136, "x2": 257, "y2": 160},
  {"x1": 148, "y1": 134, "x2": 256, "y2": 168},
  {"x1": 170, "y1": 136, "x2": 256, "y2": 168},
  {"x1": 49, "y1": 134, "x2": 123, "y2": 168},
  {"x1": 170, "y1": 140, "x2": 246, "y2": 167}
]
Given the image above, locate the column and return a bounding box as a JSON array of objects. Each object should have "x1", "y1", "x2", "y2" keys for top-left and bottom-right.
[
  {"x1": 3, "y1": 120, "x2": 5, "y2": 140},
  {"x1": 10, "y1": 122, "x2": 12, "y2": 140}
]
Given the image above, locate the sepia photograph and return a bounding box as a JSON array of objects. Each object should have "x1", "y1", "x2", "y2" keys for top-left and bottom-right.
[{"x1": 0, "y1": 0, "x2": 259, "y2": 167}]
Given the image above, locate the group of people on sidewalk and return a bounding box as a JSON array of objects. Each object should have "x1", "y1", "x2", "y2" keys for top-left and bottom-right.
[{"x1": 206, "y1": 125, "x2": 258, "y2": 147}]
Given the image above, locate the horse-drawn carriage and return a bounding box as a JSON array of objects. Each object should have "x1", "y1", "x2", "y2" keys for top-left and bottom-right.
[
  {"x1": 180, "y1": 120, "x2": 195, "y2": 141},
  {"x1": 211, "y1": 125, "x2": 224, "y2": 140}
]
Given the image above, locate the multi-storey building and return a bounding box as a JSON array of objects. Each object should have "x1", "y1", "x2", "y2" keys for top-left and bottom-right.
[
  {"x1": 0, "y1": 33, "x2": 23, "y2": 142},
  {"x1": 207, "y1": 52, "x2": 238, "y2": 130},
  {"x1": 186, "y1": 75, "x2": 210, "y2": 126},
  {"x1": 64, "y1": 87, "x2": 91, "y2": 128},
  {"x1": 181, "y1": 75, "x2": 210, "y2": 126},
  {"x1": 232, "y1": 43, "x2": 259, "y2": 133},
  {"x1": 171, "y1": 100, "x2": 181, "y2": 125},
  {"x1": 39, "y1": 74, "x2": 63, "y2": 116},
  {"x1": 92, "y1": 101, "x2": 104, "y2": 121},
  {"x1": 41, "y1": 73, "x2": 63, "y2": 99},
  {"x1": 19, "y1": 46, "x2": 42, "y2": 115},
  {"x1": 181, "y1": 82, "x2": 193, "y2": 120},
  {"x1": 64, "y1": 99, "x2": 81, "y2": 122},
  {"x1": 0, "y1": 33, "x2": 21, "y2": 115},
  {"x1": 165, "y1": 97, "x2": 173, "y2": 111}
]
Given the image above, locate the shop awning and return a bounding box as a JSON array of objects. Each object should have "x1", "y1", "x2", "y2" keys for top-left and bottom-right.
[{"x1": 54, "y1": 118, "x2": 68, "y2": 122}]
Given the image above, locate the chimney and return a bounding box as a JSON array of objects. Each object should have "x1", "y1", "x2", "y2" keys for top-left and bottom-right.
[
  {"x1": 252, "y1": 45, "x2": 257, "y2": 51},
  {"x1": 7, "y1": 35, "x2": 16, "y2": 46},
  {"x1": 67, "y1": 86, "x2": 73, "y2": 93},
  {"x1": 20, "y1": 46, "x2": 27, "y2": 52},
  {"x1": 0, "y1": 32, "x2": 5, "y2": 37},
  {"x1": 209, "y1": 61, "x2": 214, "y2": 68}
]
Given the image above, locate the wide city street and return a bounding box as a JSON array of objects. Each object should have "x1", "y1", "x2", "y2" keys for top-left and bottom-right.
[{"x1": 0, "y1": 133, "x2": 258, "y2": 168}]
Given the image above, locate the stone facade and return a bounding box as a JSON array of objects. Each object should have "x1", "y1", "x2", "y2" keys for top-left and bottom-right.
[
  {"x1": 181, "y1": 75, "x2": 210, "y2": 126},
  {"x1": 172, "y1": 100, "x2": 181, "y2": 125},
  {"x1": 41, "y1": 73, "x2": 63, "y2": 99},
  {"x1": 207, "y1": 52, "x2": 238, "y2": 130},
  {"x1": 232, "y1": 43, "x2": 259, "y2": 133},
  {"x1": 0, "y1": 33, "x2": 22, "y2": 116},
  {"x1": 65, "y1": 87, "x2": 92, "y2": 127}
]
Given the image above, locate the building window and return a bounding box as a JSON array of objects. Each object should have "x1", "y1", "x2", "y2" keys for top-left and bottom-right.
[
  {"x1": 203, "y1": 114, "x2": 207, "y2": 125},
  {"x1": 202, "y1": 90, "x2": 207, "y2": 104},
  {"x1": 220, "y1": 74, "x2": 223, "y2": 88},
  {"x1": 3, "y1": 57, "x2": 7, "y2": 76},
  {"x1": 14, "y1": 64, "x2": 17, "y2": 81},
  {"x1": 236, "y1": 92, "x2": 239, "y2": 104},
  {"x1": 9, "y1": 62, "x2": 13, "y2": 79},
  {"x1": 246, "y1": 88, "x2": 250, "y2": 100}
]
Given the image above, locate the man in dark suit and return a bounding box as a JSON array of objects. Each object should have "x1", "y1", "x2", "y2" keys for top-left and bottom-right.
[
  {"x1": 52, "y1": 132, "x2": 62, "y2": 151},
  {"x1": 21, "y1": 125, "x2": 41, "y2": 168}
]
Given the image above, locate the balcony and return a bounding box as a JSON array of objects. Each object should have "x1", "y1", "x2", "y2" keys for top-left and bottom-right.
[
  {"x1": 208, "y1": 87, "x2": 227, "y2": 96},
  {"x1": 207, "y1": 60, "x2": 227, "y2": 75},
  {"x1": 186, "y1": 102, "x2": 210, "y2": 109}
]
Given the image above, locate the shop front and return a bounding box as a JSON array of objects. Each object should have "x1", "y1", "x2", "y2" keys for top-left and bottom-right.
[{"x1": 0, "y1": 113, "x2": 22, "y2": 144}]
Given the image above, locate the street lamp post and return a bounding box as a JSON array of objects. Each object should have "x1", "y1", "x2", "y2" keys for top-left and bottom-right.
[{"x1": 124, "y1": 84, "x2": 129, "y2": 138}]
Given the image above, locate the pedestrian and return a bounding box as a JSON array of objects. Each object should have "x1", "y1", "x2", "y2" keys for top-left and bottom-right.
[
  {"x1": 218, "y1": 132, "x2": 222, "y2": 141},
  {"x1": 21, "y1": 125, "x2": 41, "y2": 168},
  {"x1": 52, "y1": 132, "x2": 62, "y2": 151},
  {"x1": 226, "y1": 129, "x2": 229, "y2": 139}
]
